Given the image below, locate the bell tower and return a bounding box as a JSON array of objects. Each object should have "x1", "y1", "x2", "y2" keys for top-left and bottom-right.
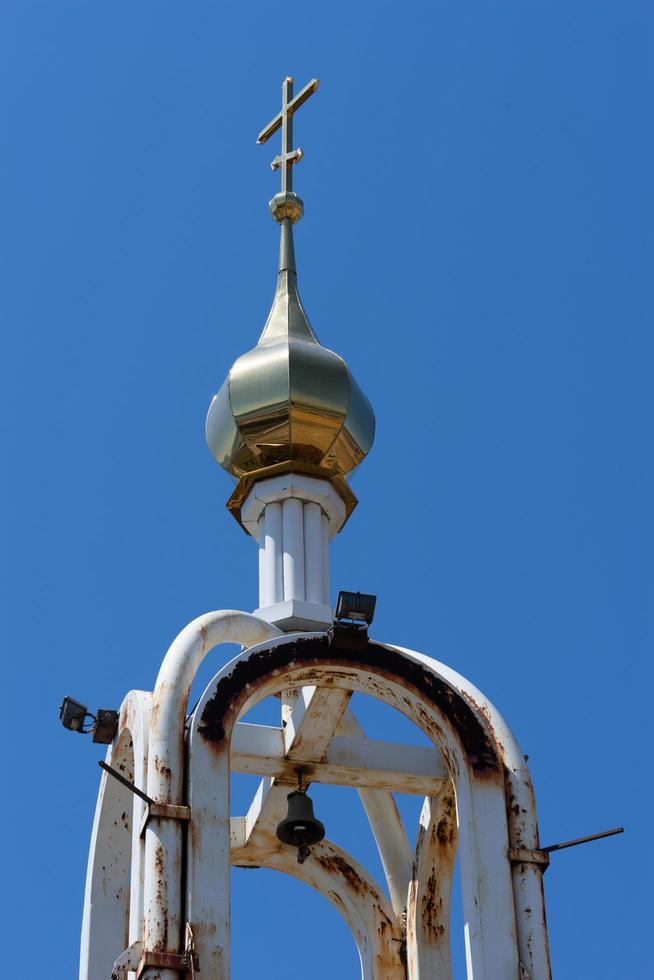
[{"x1": 78, "y1": 77, "x2": 553, "y2": 980}]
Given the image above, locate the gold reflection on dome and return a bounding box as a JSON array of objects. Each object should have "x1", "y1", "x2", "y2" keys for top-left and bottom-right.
[{"x1": 205, "y1": 225, "x2": 375, "y2": 527}]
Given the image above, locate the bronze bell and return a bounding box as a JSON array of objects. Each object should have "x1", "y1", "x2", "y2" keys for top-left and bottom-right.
[{"x1": 276, "y1": 790, "x2": 325, "y2": 864}]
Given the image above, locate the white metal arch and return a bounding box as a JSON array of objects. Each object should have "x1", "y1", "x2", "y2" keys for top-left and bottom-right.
[
  {"x1": 81, "y1": 615, "x2": 550, "y2": 980},
  {"x1": 186, "y1": 631, "x2": 528, "y2": 979},
  {"x1": 397, "y1": 648, "x2": 551, "y2": 978},
  {"x1": 232, "y1": 834, "x2": 404, "y2": 978},
  {"x1": 80, "y1": 690, "x2": 151, "y2": 980}
]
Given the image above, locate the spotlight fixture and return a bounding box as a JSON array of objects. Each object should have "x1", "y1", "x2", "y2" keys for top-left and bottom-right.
[
  {"x1": 335, "y1": 590, "x2": 377, "y2": 627},
  {"x1": 59, "y1": 697, "x2": 119, "y2": 744},
  {"x1": 59, "y1": 696, "x2": 90, "y2": 732}
]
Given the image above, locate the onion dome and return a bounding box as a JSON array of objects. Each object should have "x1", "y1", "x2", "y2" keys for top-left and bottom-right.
[{"x1": 206, "y1": 188, "x2": 375, "y2": 527}]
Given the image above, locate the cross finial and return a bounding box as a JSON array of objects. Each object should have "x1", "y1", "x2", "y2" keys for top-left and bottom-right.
[{"x1": 257, "y1": 77, "x2": 319, "y2": 196}]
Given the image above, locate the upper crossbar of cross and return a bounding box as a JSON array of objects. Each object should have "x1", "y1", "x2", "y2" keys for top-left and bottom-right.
[{"x1": 257, "y1": 77, "x2": 319, "y2": 194}]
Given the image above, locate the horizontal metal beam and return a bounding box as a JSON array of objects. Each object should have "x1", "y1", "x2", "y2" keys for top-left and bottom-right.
[{"x1": 230, "y1": 722, "x2": 447, "y2": 795}]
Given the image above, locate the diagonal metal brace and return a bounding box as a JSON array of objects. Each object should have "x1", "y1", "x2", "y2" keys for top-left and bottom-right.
[{"x1": 98, "y1": 761, "x2": 191, "y2": 838}]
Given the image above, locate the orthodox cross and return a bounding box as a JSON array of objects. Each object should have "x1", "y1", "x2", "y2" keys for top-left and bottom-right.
[{"x1": 257, "y1": 76, "x2": 319, "y2": 194}]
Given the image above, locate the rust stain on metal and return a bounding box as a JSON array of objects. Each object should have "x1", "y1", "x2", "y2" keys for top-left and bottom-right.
[
  {"x1": 153, "y1": 842, "x2": 168, "y2": 950},
  {"x1": 435, "y1": 794, "x2": 455, "y2": 849},
  {"x1": 315, "y1": 852, "x2": 368, "y2": 895},
  {"x1": 198, "y1": 634, "x2": 499, "y2": 773},
  {"x1": 421, "y1": 872, "x2": 447, "y2": 940}
]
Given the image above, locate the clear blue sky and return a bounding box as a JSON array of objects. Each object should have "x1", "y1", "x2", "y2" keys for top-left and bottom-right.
[{"x1": 1, "y1": 3, "x2": 651, "y2": 977}]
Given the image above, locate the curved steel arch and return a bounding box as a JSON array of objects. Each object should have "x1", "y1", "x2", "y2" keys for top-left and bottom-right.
[
  {"x1": 232, "y1": 834, "x2": 404, "y2": 978},
  {"x1": 80, "y1": 690, "x2": 151, "y2": 980},
  {"x1": 186, "y1": 630, "x2": 536, "y2": 979}
]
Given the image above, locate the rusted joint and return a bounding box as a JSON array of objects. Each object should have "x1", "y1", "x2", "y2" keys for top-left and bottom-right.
[
  {"x1": 139, "y1": 802, "x2": 192, "y2": 839},
  {"x1": 135, "y1": 949, "x2": 199, "y2": 978},
  {"x1": 508, "y1": 846, "x2": 550, "y2": 869}
]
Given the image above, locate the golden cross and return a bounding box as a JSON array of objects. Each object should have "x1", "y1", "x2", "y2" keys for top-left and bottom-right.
[{"x1": 257, "y1": 77, "x2": 319, "y2": 195}]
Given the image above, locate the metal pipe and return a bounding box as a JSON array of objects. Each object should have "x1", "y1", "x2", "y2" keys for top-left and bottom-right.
[
  {"x1": 264, "y1": 502, "x2": 283, "y2": 605},
  {"x1": 98, "y1": 760, "x2": 153, "y2": 806},
  {"x1": 282, "y1": 497, "x2": 304, "y2": 601},
  {"x1": 258, "y1": 517, "x2": 266, "y2": 607},
  {"x1": 141, "y1": 611, "x2": 282, "y2": 980},
  {"x1": 337, "y1": 707, "x2": 412, "y2": 916},
  {"x1": 321, "y1": 512, "x2": 330, "y2": 605},
  {"x1": 188, "y1": 632, "x2": 524, "y2": 979},
  {"x1": 406, "y1": 787, "x2": 457, "y2": 979},
  {"x1": 400, "y1": 648, "x2": 553, "y2": 980},
  {"x1": 303, "y1": 501, "x2": 324, "y2": 603},
  {"x1": 544, "y1": 826, "x2": 624, "y2": 854}
]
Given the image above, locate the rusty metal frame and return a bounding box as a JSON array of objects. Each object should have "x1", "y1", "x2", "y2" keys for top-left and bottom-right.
[
  {"x1": 82, "y1": 616, "x2": 552, "y2": 980},
  {"x1": 81, "y1": 691, "x2": 152, "y2": 980},
  {"x1": 185, "y1": 630, "x2": 551, "y2": 979}
]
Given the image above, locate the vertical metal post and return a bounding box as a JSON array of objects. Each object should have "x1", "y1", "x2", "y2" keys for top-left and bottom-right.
[{"x1": 281, "y1": 76, "x2": 293, "y2": 194}]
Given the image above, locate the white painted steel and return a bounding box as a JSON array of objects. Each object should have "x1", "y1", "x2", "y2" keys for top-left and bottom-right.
[
  {"x1": 82, "y1": 618, "x2": 550, "y2": 980},
  {"x1": 257, "y1": 518, "x2": 265, "y2": 607},
  {"x1": 141, "y1": 611, "x2": 282, "y2": 980},
  {"x1": 261, "y1": 683, "x2": 410, "y2": 921},
  {"x1": 241, "y1": 472, "x2": 347, "y2": 539},
  {"x1": 243, "y1": 776, "x2": 279, "y2": 845},
  {"x1": 247, "y1": 475, "x2": 339, "y2": 628},
  {"x1": 187, "y1": 632, "x2": 526, "y2": 980},
  {"x1": 303, "y1": 500, "x2": 324, "y2": 602},
  {"x1": 231, "y1": 836, "x2": 404, "y2": 979},
  {"x1": 191, "y1": 674, "x2": 404, "y2": 978},
  {"x1": 406, "y1": 787, "x2": 458, "y2": 979},
  {"x1": 282, "y1": 685, "x2": 351, "y2": 757},
  {"x1": 231, "y1": 725, "x2": 448, "y2": 792},
  {"x1": 396, "y1": 647, "x2": 552, "y2": 980},
  {"x1": 321, "y1": 511, "x2": 330, "y2": 602},
  {"x1": 80, "y1": 691, "x2": 151, "y2": 980},
  {"x1": 235, "y1": 684, "x2": 409, "y2": 937},
  {"x1": 80, "y1": 744, "x2": 131, "y2": 979},
  {"x1": 282, "y1": 497, "x2": 305, "y2": 600},
  {"x1": 264, "y1": 501, "x2": 283, "y2": 604},
  {"x1": 337, "y1": 708, "x2": 413, "y2": 917}
]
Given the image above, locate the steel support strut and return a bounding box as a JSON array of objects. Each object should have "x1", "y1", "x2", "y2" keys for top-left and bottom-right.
[{"x1": 141, "y1": 611, "x2": 283, "y2": 980}]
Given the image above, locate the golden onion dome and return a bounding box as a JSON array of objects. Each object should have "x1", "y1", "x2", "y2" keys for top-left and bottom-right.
[{"x1": 206, "y1": 190, "x2": 375, "y2": 527}]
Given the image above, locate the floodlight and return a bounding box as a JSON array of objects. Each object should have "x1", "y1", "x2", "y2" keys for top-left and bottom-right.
[
  {"x1": 59, "y1": 697, "x2": 118, "y2": 742},
  {"x1": 59, "y1": 696, "x2": 89, "y2": 733},
  {"x1": 335, "y1": 591, "x2": 376, "y2": 626}
]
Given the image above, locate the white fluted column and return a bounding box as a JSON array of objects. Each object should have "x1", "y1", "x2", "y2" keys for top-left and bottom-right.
[
  {"x1": 264, "y1": 501, "x2": 283, "y2": 604},
  {"x1": 282, "y1": 497, "x2": 305, "y2": 601},
  {"x1": 258, "y1": 520, "x2": 266, "y2": 607},
  {"x1": 321, "y1": 511, "x2": 330, "y2": 606},
  {"x1": 304, "y1": 501, "x2": 325, "y2": 603},
  {"x1": 241, "y1": 473, "x2": 347, "y2": 631}
]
